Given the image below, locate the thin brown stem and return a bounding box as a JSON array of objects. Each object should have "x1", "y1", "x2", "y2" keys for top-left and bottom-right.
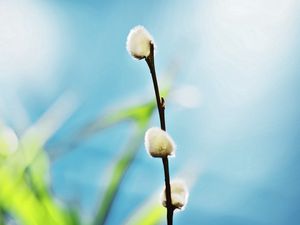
[
  {"x1": 145, "y1": 46, "x2": 165, "y2": 131},
  {"x1": 145, "y1": 43, "x2": 174, "y2": 225},
  {"x1": 162, "y1": 157, "x2": 174, "y2": 225}
]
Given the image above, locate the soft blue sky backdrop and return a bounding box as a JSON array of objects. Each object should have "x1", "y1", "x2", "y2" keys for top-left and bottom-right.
[{"x1": 0, "y1": 0, "x2": 300, "y2": 224}]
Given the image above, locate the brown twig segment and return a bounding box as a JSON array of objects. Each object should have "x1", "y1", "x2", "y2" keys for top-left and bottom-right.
[{"x1": 145, "y1": 43, "x2": 174, "y2": 225}]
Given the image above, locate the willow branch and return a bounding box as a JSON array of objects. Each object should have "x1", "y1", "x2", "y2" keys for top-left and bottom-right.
[{"x1": 145, "y1": 43, "x2": 174, "y2": 225}]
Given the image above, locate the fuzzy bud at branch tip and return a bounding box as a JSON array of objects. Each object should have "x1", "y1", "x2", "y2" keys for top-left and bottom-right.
[
  {"x1": 126, "y1": 25, "x2": 154, "y2": 60},
  {"x1": 160, "y1": 179, "x2": 189, "y2": 210},
  {"x1": 144, "y1": 127, "x2": 176, "y2": 158}
]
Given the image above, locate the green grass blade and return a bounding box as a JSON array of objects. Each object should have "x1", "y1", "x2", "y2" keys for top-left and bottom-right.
[
  {"x1": 0, "y1": 92, "x2": 79, "y2": 225},
  {"x1": 93, "y1": 120, "x2": 150, "y2": 225},
  {"x1": 0, "y1": 148, "x2": 80, "y2": 225},
  {"x1": 49, "y1": 101, "x2": 155, "y2": 161},
  {"x1": 0, "y1": 208, "x2": 4, "y2": 225},
  {"x1": 0, "y1": 166, "x2": 66, "y2": 225},
  {"x1": 126, "y1": 205, "x2": 165, "y2": 225}
]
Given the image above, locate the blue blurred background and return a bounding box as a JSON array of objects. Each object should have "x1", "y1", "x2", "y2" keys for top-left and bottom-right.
[{"x1": 1, "y1": 0, "x2": 300, "y2": 224}]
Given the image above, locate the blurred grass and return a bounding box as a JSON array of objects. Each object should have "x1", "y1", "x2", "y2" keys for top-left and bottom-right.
[
  {"x1": 0, "y1": 78, "x2": 177, "y2": 225},
  {"x1": 93, "y1": 121, "x2": 149, "y2": 225},
  {"x1": 0, "y1": 133, "x2": 79, "y2": 225},
  {"x1": 0, "y1": 93, "x2": 80, "y2": 225},
  {"x1": 124, "y1": 196, "x2": 165, "y2": 225}
]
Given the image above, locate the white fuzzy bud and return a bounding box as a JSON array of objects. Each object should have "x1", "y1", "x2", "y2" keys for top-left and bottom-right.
[
  {"x1": 126, "y1": 25, "x2": 154, "y2": 60},
  {"x1": 160, "y1": 179, "x2": 189, "y2": 210},
  {"x1": 144, "y1": 127, "x2": 175, "y2": 158}
]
